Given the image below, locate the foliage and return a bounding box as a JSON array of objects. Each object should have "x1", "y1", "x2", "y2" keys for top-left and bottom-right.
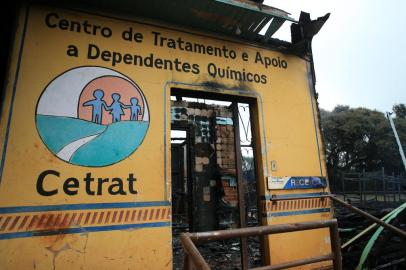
[
  {"x1": 393, "y1": 103, "x2": 406, "y2": 119},
  {"x1": 320, "y1": 105, "x2": 406, "y2": 179}
]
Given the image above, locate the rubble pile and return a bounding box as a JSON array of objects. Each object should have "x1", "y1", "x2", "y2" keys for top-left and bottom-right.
[{"x1": 335, "y1": 201, "x2": 406, "y2": 269}]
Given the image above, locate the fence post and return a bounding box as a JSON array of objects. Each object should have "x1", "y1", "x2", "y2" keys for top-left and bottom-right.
[
  {"x1": 362, "y1": 169, "x2": 366, "y2": 204},
  {"x1": 397, "y1": 176, "x2": 401, "y2": 202},
  {"x1": 382, "y1": 167, "x2": 386, "y2": 205},
  {"x1": 184, "y1": 253, "x2": 191, "y2": 270},
  {"x1": 374, "y1": 173, "x2": 378, "y2": 203},
  {"x1": 358, "y1": 173, "x2": 363, "y2": 206},
  {"x1": 341, "y1": 171, "x2": 345, "y2": 201},
  {"x1": 329, "y1": 221, "x2": 343, "y2": 270}
]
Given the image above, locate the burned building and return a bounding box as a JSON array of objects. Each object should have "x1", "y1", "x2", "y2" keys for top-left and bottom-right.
[{"x1": 0, "y1": 1, "x2": 342, "y2": 269}]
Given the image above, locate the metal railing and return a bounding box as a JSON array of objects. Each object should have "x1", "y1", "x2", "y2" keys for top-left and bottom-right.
[
  {"x1": 180, "y1": 194, "x2": 406, "y2": 269},
  {"x1": 334, "y1": 170, "x2": 406, "y2": 205},
  {"x1": 180, "y1": 219, "x2": 342, "y2": 270},
  {"x1": 268, "y1": 194, "x2": 406, "y2": 240}
]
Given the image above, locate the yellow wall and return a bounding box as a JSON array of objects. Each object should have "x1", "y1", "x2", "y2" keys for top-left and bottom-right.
[{"x1": 0, "y1": 5, "x2": 332, "y2": 269}]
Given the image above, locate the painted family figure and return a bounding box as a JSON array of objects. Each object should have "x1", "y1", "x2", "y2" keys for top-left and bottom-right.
[{"x1": 83, "y1": 89, "x2": 142, "y2": 124}]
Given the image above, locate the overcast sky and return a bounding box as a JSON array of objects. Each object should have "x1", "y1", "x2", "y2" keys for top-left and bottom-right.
[{"x1": 265, "y1": 0, "x2": 406, "y2": 112}]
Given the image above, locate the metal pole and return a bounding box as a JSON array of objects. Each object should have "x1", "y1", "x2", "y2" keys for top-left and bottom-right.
[
  {"x1": 182, "y1": 220, "x2": 342, "y2": 270},
  {"x1": 387, "y1": 112, "x2": 406, "y2": 171},
  {"x1": 374, "y1": 175, "x2": 378, "y2": 203},
  {"x1": 341, "y1": 172, "x2": 345, "y2": 201},
  {"x1": 329, "y1": 221, "x2": 343, "y2": 270},
  {"x1": 189, "y1": 220, "x2": 338, "y2": 242},
  {"x1": 183, "y1": 253, "x2": 191, "y2": 270},
  {"x1": 361, "y1": 170, "x2": 365, "y2": 205},
  {"x1": 250, "y1": 254, "x2": 334, "y2": 270},
  {"x1": 231, "y1": 102, "x2": 249, "y2": 270},
  {"x1": 382, "y1": 167, "x2": 386, "y2": 204},
  {"x1": 180, "y1": 233, "x2": 211, "y2": 270},
  {"x1": 358, "y1": 175, "x2": 363, "y2": 206}
]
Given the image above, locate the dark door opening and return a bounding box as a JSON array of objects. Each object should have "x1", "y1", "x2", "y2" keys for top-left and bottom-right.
[
  {"x1": 171, "y1": 130, "x2": 189, "y2": 228},
  {"x1": 171, "y1": 126, "x2": 196, "y2": 269},
  {"x1": 171, "y1": 90, "x2": 261, "y2": 269}
]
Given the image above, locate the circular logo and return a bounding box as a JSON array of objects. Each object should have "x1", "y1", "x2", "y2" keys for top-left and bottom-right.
[{"x1": 36, "y1": 66, "x2": 150, "y2": 167}]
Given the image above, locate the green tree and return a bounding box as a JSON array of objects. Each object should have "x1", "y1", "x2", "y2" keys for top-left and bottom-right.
[
  {"x1": 321, "y1": 106, "x2": 406, "y2": 182},
  {"x1": 393, "y1": 103, "x2": 406, "y2": 119}
]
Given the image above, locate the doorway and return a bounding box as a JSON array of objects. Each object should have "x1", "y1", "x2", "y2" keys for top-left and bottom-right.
[{"x1": 170, "y1": 89, "x2": 261, "y2": 269}]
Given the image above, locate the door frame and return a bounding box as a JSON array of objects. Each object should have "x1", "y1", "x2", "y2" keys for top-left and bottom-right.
[
  {"x1": 169, "y1": 87, "x2": 265, "y2": 268},
  {"x1": 171, "y1": 123, "x2": 195, "y2": 232}
]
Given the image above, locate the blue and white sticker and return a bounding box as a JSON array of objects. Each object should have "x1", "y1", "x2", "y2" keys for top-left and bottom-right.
[{"x1": 267, "y1": 176, "x2": 327, "y2": 190}]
